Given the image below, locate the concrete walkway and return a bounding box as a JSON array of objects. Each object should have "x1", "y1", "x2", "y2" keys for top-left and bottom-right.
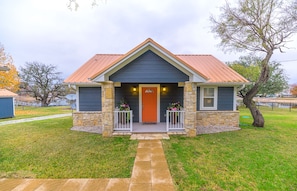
[
  {"x1": 0, "y1": 139, "x2": 175, "y2": 191},
  {"x1": 130, "y1": 140, "x2": 175, "y2": 191},
  {"x1": 0, "y1": 113, "x2": 72, "y2": 126}
]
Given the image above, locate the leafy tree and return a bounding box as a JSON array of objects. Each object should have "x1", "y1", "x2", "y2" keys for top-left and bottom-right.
[
  {"x1": 229, "y1": 56, "x2": 289, "y2": 97},
  {"x1": 291, "y1": 84, "x2": 297, "y2": 97},
  {"x1": 20, "y1": 62, "x2": 65, "y2": 107},
  {"x1": 0, "y1": 44, "x2": 20, "y2": 92},
  {"x1": 210, "y1": 0, "x2": 297, "y2": 127}
]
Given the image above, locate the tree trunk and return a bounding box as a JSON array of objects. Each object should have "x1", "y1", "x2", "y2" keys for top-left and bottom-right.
[
  {"x1": 243, "y1": 52, "x2": 272, "y2": 127},
  {"x1": 41, "y1": 98, "x2": 49, "y2": 107},
  {"x1": 243, "y1": 96, "x2": 265, "y2": 127},
  {"x1": 41, "y1": 102, "x2": 48, "y2": 107}
]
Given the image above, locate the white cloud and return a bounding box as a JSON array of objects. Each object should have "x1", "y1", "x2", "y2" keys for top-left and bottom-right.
[{"x1": 0, "y1": 0, "x2": 296, "y2": 83}]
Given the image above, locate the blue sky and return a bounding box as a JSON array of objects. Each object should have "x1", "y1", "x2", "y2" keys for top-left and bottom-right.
[{"x1": 0, "y1": 0, "x2": 296, "y2": 83}]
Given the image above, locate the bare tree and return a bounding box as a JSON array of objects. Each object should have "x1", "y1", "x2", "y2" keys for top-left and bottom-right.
[
  {"x1": 20, "y1": 62, "x2": 65, "y2": 107},
  {"x1": 210, "y1": 0, "x2": 297, "y2": 127},
  {"x1": 67, "y1": 0, "x2": 102, "y2": 11}
]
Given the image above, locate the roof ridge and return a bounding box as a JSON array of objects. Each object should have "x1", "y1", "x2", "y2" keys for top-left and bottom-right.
[
  {"x1": 94, "y1": 54, "x2": 214, "y2": 57},
  {"x1": 95, "y1": 54, "x2": 124, "y2": 56},
  {"x1": 176, "y1": 54, "x2": 213, "y2": 56}
]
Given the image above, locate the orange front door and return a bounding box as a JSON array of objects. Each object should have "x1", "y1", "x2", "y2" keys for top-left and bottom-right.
[{"x1": 142, "y1": 87, "x2": 157, "y2": 123}]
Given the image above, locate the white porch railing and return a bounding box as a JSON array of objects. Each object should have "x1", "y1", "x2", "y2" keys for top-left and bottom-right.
[
  {"x1": 166, "y1": 110, "x2": 185, "y2": 131},
  {"x1": 114, "y1": 110, "x2": 133, "y2": 131}
]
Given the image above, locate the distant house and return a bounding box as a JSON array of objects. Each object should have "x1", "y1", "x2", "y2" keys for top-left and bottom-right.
[
  {"x1": 0, "y1": 89, "x2": 17, "y2": 119},
  {"x1": 64, "y1": 38, "x2": 249, "y2": 137}
]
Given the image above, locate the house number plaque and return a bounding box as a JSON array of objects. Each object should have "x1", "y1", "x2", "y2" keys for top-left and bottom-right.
[{"x1": 145, "y1": 89, "x2": 154, "y2": 93}]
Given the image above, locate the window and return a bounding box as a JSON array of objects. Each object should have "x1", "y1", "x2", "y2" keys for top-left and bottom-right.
[{"x1": 200, "y1": 87, "x2": 217, "y2": 110}]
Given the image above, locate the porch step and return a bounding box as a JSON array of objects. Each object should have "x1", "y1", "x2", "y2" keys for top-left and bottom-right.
[
  {"x1": 112, "y1": 132, "x2": 132, "y2": 136},
  {"x1": 130, "y1": 133, "x2": 170, "y2": 140},
  {"x1": 167, "y1": 131, "x2": 187, "y2": 135}
]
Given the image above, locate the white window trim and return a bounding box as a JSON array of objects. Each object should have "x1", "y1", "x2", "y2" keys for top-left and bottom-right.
[
  {"x1": 76, "y1": 86, "x2": 80, "y2": 112},
  {"x1": 200, "y1": 86, "x2": 218, "y2": 110},
  {"x1": 233, "y1": 87, "x2": 237, "y2": 111}
]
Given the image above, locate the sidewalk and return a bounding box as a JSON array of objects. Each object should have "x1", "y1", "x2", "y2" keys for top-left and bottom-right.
[
  {"x1": 0, "y1": 139, "x2": 175, "y2": 191},
  {"x1": 130, "y1": 140, "x2": 175, "y2": 191},
  {"x1": 0, "y1": 113, "x2": 72, "y2": 126}
]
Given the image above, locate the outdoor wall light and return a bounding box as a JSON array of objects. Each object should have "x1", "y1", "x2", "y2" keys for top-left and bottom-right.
[
  {"x1": 162, "y1": 86, "x2": 167, "y2": 92},
  {"x1": 132, "y1": 87, "x2": 137, "y2": 92}
]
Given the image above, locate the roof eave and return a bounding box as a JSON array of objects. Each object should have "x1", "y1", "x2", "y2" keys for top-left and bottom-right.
[
  {"x1": 192, "y1": 74, "x2": 207, "y2": 83},
  {"x1": 63, "y1": 82, "x2": 101, "y2": 86},
  {"x1": 198, "y1": 81, "x2": 251, "y2": 86}
]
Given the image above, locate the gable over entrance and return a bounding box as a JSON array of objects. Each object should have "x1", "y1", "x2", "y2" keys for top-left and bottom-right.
[
  {"x1": 91, "y1": 38, "x2": 207, "y2": 83},
  {"x1": 110, "y1": 50, "x2": 189, "y2": 83}
]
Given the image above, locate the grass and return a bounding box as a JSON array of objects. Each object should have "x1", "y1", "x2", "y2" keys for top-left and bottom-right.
[
  {"x1": 0, "y1": 106, "x2": 72, "y2": 121},
  {"x1": 0, "y1": 117, "x2": 137, "y2": 178},
  {"x1": 163, "y1": 107, "x2": 297, "y2": 191},
  {"x1": 1, "y1": 105, "x2": 297, "y2": 190}
]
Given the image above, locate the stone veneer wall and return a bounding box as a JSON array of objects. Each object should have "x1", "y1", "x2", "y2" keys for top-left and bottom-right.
[
  {"x1": 196, "y1": 111, "x2": 240, "y2": 134},
  {"x1": 101, "y1": 81, "x2": 115, "y2": 137},
  {"x1": 183, "y1": 82, "x2": 197, "y2": 137},
  {"x1": 73, "y1": 111, "x2": 102, "y2": 128}
]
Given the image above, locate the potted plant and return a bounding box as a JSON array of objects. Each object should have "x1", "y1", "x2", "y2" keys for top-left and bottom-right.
[
  {"x1": 167, "y1": 101, "x2": 182, "y2": 111},
  {"x1": 119, "y1": 100, "x2": 130, "y2": 111},
  {"x1": 117, "y1": 99, "x2": 130, "y2": 124},
  {"x1": 167, "y1": 101, "x2": 182, "y2": 124}
]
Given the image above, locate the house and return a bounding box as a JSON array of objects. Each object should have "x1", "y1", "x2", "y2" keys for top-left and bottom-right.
[
  {"x1": 64, "y1": 38, "x2": 249, "y2": 137},
  {"x1": 0, "y1": 89, "x2": 17, "y2": 119}
]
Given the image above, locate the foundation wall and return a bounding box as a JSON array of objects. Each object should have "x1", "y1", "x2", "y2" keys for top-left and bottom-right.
[
  {"x1": 73, "y1": 111, "x2": 102, "y2": 127},
  {"x1": 196, "y1": 111, "x2": 240, "y2": 134}
]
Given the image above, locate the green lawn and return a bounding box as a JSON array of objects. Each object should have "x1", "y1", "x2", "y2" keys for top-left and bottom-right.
[
  {"x1": 0, "y1": 117, "x2": 137, "y2": 178},
  {"x1": 1, "y1": 106, "x2": 297, "y2": 190},
  {"x1": 163, "y1": 107, "x2": 297, "y2": 191},
  {"x1": 0, "y1": 106, "x2": 72, "y2": 121}
]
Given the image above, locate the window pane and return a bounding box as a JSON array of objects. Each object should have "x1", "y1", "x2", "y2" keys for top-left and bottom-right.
[
  {"x1": 204, "y1": 88, "x2": 214, "y2": 97},
  {"x1": 203, "y1": 98, "x2": 214, "y2": 107}
]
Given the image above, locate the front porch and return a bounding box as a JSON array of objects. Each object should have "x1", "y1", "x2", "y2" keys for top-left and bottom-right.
[
  {"x1": 113, "y1": 110, "x2": 186, "y2": 133},
  {"x1": 116, "y1": 123, "x2": 186, "y2": 133}
]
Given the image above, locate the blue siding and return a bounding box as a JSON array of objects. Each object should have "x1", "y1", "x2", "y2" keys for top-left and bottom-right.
[
  {"x1": 110, "y1": 50, "x2": 189, "y2": 83},
  {"x1": 0, "y1": 98, "x2": 14, "y2": 118},
  {"x1": 218, "y1": 87, "x2": 234, "y2": 111},
  {"x1": 196, "y1": 87, "x2": 200, "y2": 111},
  {"x1": 115, "y1": 84, "x2": 139, "y2": 122},
  {"x1": 79, "y1": 87, "x2": 102, "y2": 111},
  {"x1": 160, "y1": 84, "x2": 183, "y2": 122}
]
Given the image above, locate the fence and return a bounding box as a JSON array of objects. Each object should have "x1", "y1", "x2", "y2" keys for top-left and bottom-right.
[
  {"x1": 238, "y1": 99, "x2": 297, "y2": 112},
  {"x1": 114, "y1": 110, "x2": 133, "y2": 131},
  {"x1": 256, "y1": 101, "x2": 297, "y2": 111},
  {"x1": 166, "y1": 110, "x2": 185, "y2": 131}
]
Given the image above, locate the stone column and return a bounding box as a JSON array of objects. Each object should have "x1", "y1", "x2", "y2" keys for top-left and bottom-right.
[
  {"x1": 101, "y1": 81, "x2": 115, "y2": 137},
  {"x1": 184, "y1": 81, "x2": 197, "y2": 137}
]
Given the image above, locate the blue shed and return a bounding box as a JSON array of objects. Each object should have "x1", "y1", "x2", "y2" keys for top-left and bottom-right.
[{"x1": 0, "y1": 89, "x2": 17, "y2": 119}]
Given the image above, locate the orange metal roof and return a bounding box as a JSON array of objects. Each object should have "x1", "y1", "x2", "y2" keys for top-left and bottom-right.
[
  {"x1": 176, "y1": 55, "x2": 249, "y2": 83},
  {"x1": 64, "y1": 54, "x2": 122, "y2": 84},
  {"x1": 64, "y1": 38, "x2": 248, "y2": 84},
  {"x1": 0, "y1": 89, "x2": 17, "y2": 97}
]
